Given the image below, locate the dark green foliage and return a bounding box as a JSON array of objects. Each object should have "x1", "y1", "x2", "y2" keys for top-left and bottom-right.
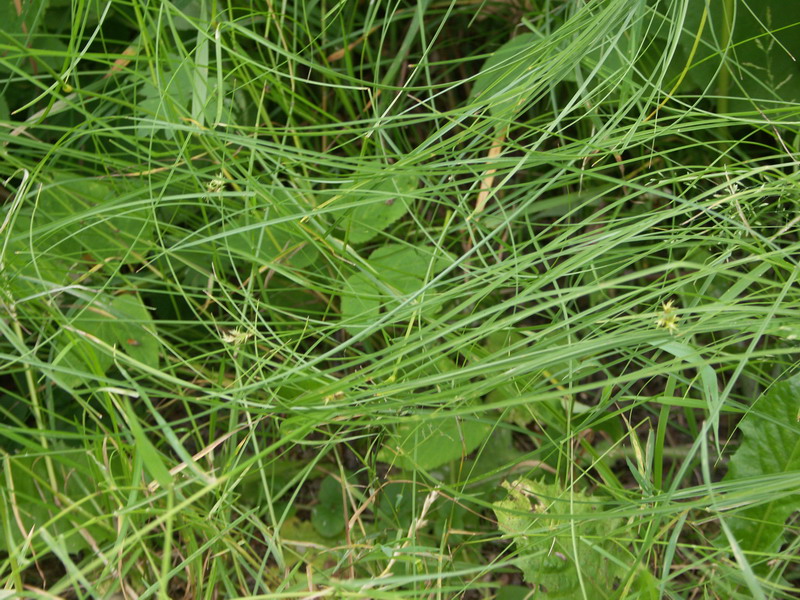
[{"x1": 722, "y1": 373, "x2": 800, "y2": 561}]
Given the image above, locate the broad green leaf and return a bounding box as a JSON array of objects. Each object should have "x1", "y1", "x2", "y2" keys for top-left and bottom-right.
[
  {"x1": 636, "y1": 567, "x2": 660, "y2": 600},
  {"x1": 3, "y1": 236, "x2": 72, "y2": 299},
  {"x1": 39, "y1": 173, "x2": 153, "y2": 264},
  {"x1": 340, "y1": 272, "x2": 381, "y2": 335},
  {"x1": 0, "y1": 2, "x2": 49, "y2": 75},
  {"x1": 339, "y1": 245, "x2": 454, "y2": 335},
  {"x1": 721, "y1": 373, "x2": 800, "y2": 558},
  {"x1": 279, "y1": 516, "x2": 335, "y2": 569},
  {"x1": 377, "y1": 404, "x2": 492, "y2": 472},
  {"x1": 52, "y1": 293, "x2": 160, "y2": 388},
  {"x1": 225, "y1": 216, "x2": 318, "y2": 269},
  {"x1": 683, "y1": 2, "x2": 800, "y2": 110},
  {"x1": 376, "y1": 480, "x2": 415, "y2": 524},
  {"x1": 580, "y1": 26, "x2": 634, "y2": 82},
  {"x1": 368, "y1": 244, "x2": 451, "y2": 292},
  {"x1": 136, "y1": 96, "x2": 172, "y2": 138},
  {"x1": 485, "y1": 331, "x2": 561, "y2": 429},
  {"x1": 470, "y1": 33, "x2": 540, "y2": 119},
  {"x1": 367, "y1": 244, "x2": 453, "y2": 318},
  {"x1": 281, "y1": 516, "x2": 329, "y2": 545},
  {"x1": 1, "y1": 451, "x2": 115, "y2": 553},
  {"x1": 495, "y1": 586, "x2": 533, "y2": 600},
  {"x1": 464, "y1": 426, "x2": 525, "y2": 481},
  {"x1": 51, "y1": 303, "x2": 116, "y2": 389},
  {"x1": 224, "y1": 186, "x2": 318, "y2": 268},
  {"x1": 311, "y1": 475, "x2": 347, "y2": 538},
  {"x1": 484, "y1": 331, "x2": 590, "y2": 429},
  {"x1": 137, "y1": 52, "x2": 229, "y2": 137},
  {"x1": 0, "y1": 0, "x2": 36, "y2": 30},
  {"x1": 136, "y1": 53, "x2": 192, "y2": 138},
  {"x1": 375, "y1": 349, "x2": 492, "y2": 472},
  {"x1": 107, "y1": 294, "x2": 161, "y2": 371},
  {"x1": 191, "y1": 22, "x2": 210, "y2": 126},
  {"x1": 25, "y1": 35, "x2": 68, "y2": 73},
  {"x1": 335, "y1": 171, "x2": 417, "y2": 244},
  {"x1": 492, "y1": 478, "x2": 625, "y2": 598},
  {"x1": 47, "y1": 0, "x2": 105, "y2": 26},
  {"x1": 396, "y1": 350, "x2": 458, "y2": 381},
  {"x1": 6, "y1": 203, "x2": 82, "y2": 286},
  {"x1": 170, "y1": 0, "x2": 205, "y2": 31},
  {"x1": 124, "y1": 399, "x2": 173, "y2": 491}
]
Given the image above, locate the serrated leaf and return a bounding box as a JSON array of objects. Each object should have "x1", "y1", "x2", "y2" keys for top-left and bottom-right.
[
  {"x1": 722, "y1": 373, "x2": 800, "y2": 558},
  {"x1": 492, "y1": 478, "x2": 625, "y2": 598},
  {"x1": 335, "y1": 171, "x2": 416, "y2": 244}
]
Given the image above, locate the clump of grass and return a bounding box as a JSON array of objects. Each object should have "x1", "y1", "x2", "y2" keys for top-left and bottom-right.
[{"x1": 1, "y1": 1, "x2": 799, "y2": 598}]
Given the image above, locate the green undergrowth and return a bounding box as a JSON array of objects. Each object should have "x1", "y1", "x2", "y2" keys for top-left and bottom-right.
[{"x1": 1, "y1": 0, "x2": 799, "y2": 598}]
